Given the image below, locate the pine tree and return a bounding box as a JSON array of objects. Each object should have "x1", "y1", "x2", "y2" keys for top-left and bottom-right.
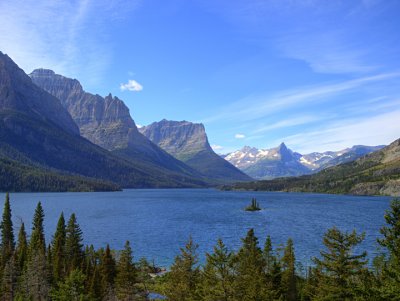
[
  {"x1": 200, "y1": 239, "x2": 234, "y2": 301},
  {"x1": 165, "y1": 236, "x2": 200, "y2": 301},
  {"x1": 233, "y1": 229, "x2": 269, "y2": 301},
  {"x1": 99, "y1": 244, "x2": 116, "y2": 297},
  {"x1": 313, "y1": 227, "x2": 367, "y2": 300},
  {"x1": 65, "y1": 213, "x2": 84, "y2": 273},
  {"x1": 1, "y1": 258, "x2": 18, "y2": 301},
  {"x1": 51, "y1": 269, "x2": 88, "y2": 301},
  {"x1": 15, "y1": 223, "x2": 27, "y2": 272},
  {"x1": 29, "y1": 202, "x2": 46, "y2": 256},
  {"x1": 115, "y1": 240, "x2": 137, "y2": 300},
  {"x1": 52, "y1": 213, "x2": 66, "y2": 282},
  {"x1": 377, "y1": 199, "x2": 400, "y2": 299},
  {"x1": 281, "y1": 238, "x2": 297, "y2": 301},
  {"x1": 1, "y1": 192, "x2": 15, "y2": 267},
  {"x1": 89, "y1": 265, "x2": 102, "y2": 301}
]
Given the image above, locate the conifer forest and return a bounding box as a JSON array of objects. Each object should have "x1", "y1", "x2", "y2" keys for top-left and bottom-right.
[{"x1": 0, "y1": 193, "x2": 399, "y2": 300}]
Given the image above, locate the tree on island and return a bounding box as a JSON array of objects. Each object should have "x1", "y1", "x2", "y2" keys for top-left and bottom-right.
[{"x1": 245, "y1": 198, "x2": 261, "y2": 211}]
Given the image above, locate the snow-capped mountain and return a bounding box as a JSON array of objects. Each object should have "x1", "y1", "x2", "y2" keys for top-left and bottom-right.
[{"x1": 223, "y1": 143, "x2": 385, "y2": 179}]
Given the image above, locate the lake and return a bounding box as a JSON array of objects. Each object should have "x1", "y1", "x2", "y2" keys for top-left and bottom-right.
[{"x1": 0, "y1": 189, "x2": 392, "y2": 269}]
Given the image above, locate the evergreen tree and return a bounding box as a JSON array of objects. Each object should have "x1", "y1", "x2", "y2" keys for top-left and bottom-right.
[
  {"x1": 23, "y1": 251, "x2": 50, "y2": 300},
  {"x1": 1, "y1": 192, "x2": 15, "y2": 267},
  {"x1": 51, "y1": 213, "x2": 66, "y2": 282},
  {"x1": 313, "y1": 227, "x2": 367, "y2": 300},
  {"x1": 15, "y1": 223, "x2": 27, "y2": 272},
  {"x1": 263, "y1": 235, "x2": 275, "y2": 275},
  {"x1": 115, "y1": 240, "x2": 137, "y2": 300},
  {"x1": 377, "y1": 199, "x2": 400, "y2": 299},
  {"x1": 281, "y1": 238, "x2": 297, "y2": 301},
  {"x1": 99, "y1": 245, "x2": 116, "y2": 297},
  {"x1": 233, "y1": 229, "x2": 269, "y2": 301},
  {"x1": 165, "y1": 236, "x2": 200, "y2": 301},
  {"x1": 200, "y1": 239, "x2": 235, "y2": 301},
  {"x1": 1, "y1": 258, "x2": 18, "y2": 301},
  {"x1": 65, "y1": 213, "x2": 84, "y2": 273},
  {"x1": 29, "y1": 202, "x2": 46, "y2": 256},
  {"x1": 51, "y1": 269, "x2": 88, "y2": 301},
  {"x1": 89, "y1": 265, "x2": 102, "y2": 301}
]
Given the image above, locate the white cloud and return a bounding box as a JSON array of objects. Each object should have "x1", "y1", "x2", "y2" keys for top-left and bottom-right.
[
  {"x1": 211, "y1": 144, "x2": 224, "y2": 151},
  {"x1": 235, "y1": 134, "x2": 246, "y2": 139},
  {"x1": 120, "y1": 79, "x2": 143, "y2": 92},
  {"x1": 136, "y1": 124, "x2": 143, "y2": 128}
]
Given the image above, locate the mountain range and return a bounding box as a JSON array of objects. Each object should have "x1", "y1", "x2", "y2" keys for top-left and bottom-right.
[
  {"x1": 225, "y1": 138, "x2": 400, "y2": 196},
  {"x1": 223, "y1": 143, "x2": 384, "y2": 179},
  {"x1": 0, "y1": 51, "x2": 250, "y2": 191}
]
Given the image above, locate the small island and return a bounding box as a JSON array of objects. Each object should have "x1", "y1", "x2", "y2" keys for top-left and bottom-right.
[{"x1": 245, "y1": 198, "x2": 261, "y2": 211}]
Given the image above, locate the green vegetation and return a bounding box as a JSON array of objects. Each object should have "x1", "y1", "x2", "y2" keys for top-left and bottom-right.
[
  {"x1": 224, "y1": 139, "x2": 400, "y2": 196},
  {"x1": 1, "y1": 194, "x2": 400, "y2": 300},
  {"x1": 245, "y1": 198, "x2": 261, "y2": 211}
]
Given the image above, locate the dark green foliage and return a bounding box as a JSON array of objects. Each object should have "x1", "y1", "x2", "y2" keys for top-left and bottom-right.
[
  {"x1": 0, "y1": 193, "x2": 14, "y2": 267},
  {"x1": 99, "y1": 244, "x2": 116, "y2": 297},
  {"x1": 313, "y1": 227, "x2": 368, "y2": 300},
  {"x1": 376, "y1": 199, "x2": 400, "y2": 300},
  {"x1": 51, "y1": 269, "x2": 88, "y2": 301},
  {"x1": 1, "y1": 195, "x2": 400, "y2": 300},
  {"x1": 52, "y1": 213, "x2": 66, "y2": 283},
  {"x1": 65, "y1": 214, "x2": 84, "y2": 273},
  {"x1": 165, "y1": 236, "x2": 200, "y2": 301},
  {"x1": 200, "y1": 239, "x2": 235, "y2": 301},
  {"x1": 15, "y1": 223, "x2": 27, "y2": 272},
  {"x1": 29, "y1": 202, "x2": 46, "y2": 256},
  {"x1": 245, "y1": 197, "x2": 261, "y2": 211},
  {"x1": 115, "y1": 240, "x2": 138, "y2": 300},
  {"x1": 233, "y1": 229, "x2": 269, "y2": 300},
  {"x1": 281, "y1": 238, "x2": 298, "y2": 301}
]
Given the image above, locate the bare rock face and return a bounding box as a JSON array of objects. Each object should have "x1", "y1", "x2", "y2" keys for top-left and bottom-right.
[
  {"x1": 140, "y1": 120, "x2": 252, "y2": 182},
  {"x1": 0, "y1": 53, "x2": 79, "y2": 135},
  {"x1": 140, "y1": 119, "x2": 211, "y2": 161},
  {"x1": 30, "y1": 69, "x2": 136, "y2": 150}
]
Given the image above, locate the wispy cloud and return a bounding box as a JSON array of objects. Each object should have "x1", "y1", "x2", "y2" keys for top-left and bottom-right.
[
  {"x1": 120, "y1": 79, "x2": 143, "y2": 92},
  {"x1": 274, "y1": 109, "x2": 400, "y2": 153},
  {"x1": 0, "y1": 0, "x2": 139, "y2": 87},
  {"x1": 252, "y1": 115, "x2": 324, "y2": 134},
  {"x1": 235, "y1": 134, "x2": 246, "y2": 139},
  {"x1": 203, "y1": 73, "x2": 400, "y2": 124}
]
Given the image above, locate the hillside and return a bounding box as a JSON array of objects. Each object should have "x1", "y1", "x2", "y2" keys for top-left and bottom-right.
[{"x1": 225, "y1": 138, "x2": 400, "y2": 196}]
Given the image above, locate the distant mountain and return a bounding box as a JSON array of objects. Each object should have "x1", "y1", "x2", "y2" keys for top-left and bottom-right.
[
  {"x1": 225, "y1": 138, "x2": 400, "y2": 196},
  {"x1": 224, "y1": 143, "x2": 308, "y2": 179},
  {"x1": 30, "y1": 68, "x2": 206, "y2": 185},
  {"x1": 223, "y1": 143, "x2": 384, "y2": 179},
  {"x1": 0, "y1": 52, "x2": 205, "y2": 191},
  {"x1": 299, "y1": 145, "x2": 385, "y2": 171},
  {"x1": 139, "y1": 120, "x2": 252, "y2": 183}
]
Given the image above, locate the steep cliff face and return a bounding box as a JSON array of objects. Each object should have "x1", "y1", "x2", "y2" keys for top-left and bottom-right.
[
  {"x1": 30, "y1": 69, "x2": 203, "y2": 178},
  {"x1": 140, "y1": 120, "x2": 212, "y2": 161},
  {"x1": 30, "y1": 69, "x2": 136, "y2": 150},
  {"x1": 0, "y1": 53, "x2": 79, "y2": 135},
  {"x1": 140, "y1": 120, "x2": 252, "y2": 182}
]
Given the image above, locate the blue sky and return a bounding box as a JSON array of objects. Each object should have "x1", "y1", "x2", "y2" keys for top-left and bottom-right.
[{"x1": 1, "y1": 0, "x2": 400, "y2": 153}]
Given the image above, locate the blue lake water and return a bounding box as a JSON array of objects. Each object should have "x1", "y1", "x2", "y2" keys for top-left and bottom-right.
[{"x1": 0, "y1": 189, "x2": 392, "y2": 269}]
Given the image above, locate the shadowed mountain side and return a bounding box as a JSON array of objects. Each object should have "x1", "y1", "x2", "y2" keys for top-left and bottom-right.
[{"x1": 0, "y1": 52, "x2": 206, "y2": 190}]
